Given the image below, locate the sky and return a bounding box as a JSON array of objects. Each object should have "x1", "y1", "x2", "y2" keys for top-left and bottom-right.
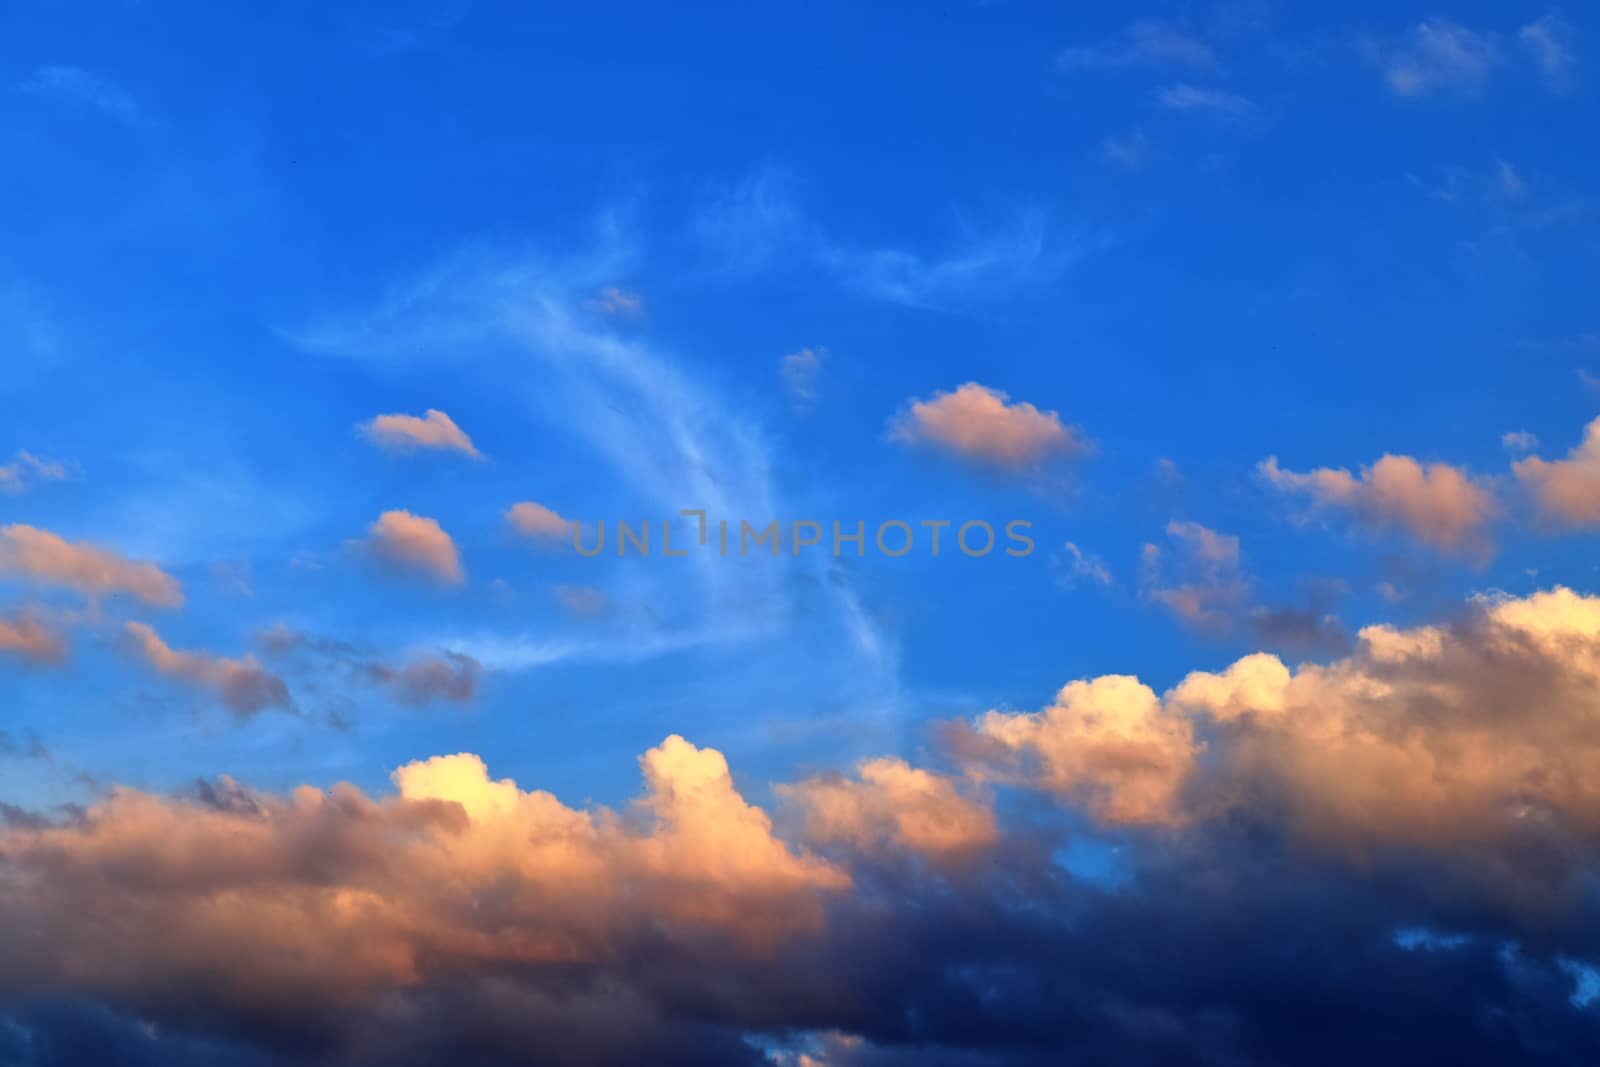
[{"x1": 3, "y1": 2, "x2": 1600, "y2": 1065}]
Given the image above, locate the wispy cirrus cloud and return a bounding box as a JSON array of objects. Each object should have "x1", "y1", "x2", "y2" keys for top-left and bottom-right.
[
  {"x1": 0, "y1": 451, "x2": 71, "y2": 495},
  {"x1": 1057, "y1": 18, "x2": 1217, "y2": 73},
  {"x1": 19, "y1": 66, "x2": 151, "y2": 128}
]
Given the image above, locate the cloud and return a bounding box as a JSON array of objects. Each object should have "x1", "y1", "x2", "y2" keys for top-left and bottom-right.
[
  {"x1": 780, "y1": 347, "x2": 823, "y2": 411},
  {"x1": 0, "y1": 524, "x2": 182, "y2": 607},
  {"x1": 0, "y1": 451, "x2": 70, "y2": 495},
  {"x1": 1379, "y1": 20, "x2": 1501, "y2": 97},
  {"x1": 1058, "y1": 19, "x2": 1216, "y2": 72},
  {"x1": 1052, "y1": 541, "x2": 1112, "y2": 589},
  {"x1": 0, "y1": 610, "x2": 65, "y2": 666},
  {"x1": 505, "y1": 501, "x2": 571, "y2": 541},
  {"x1": 1139, "y1": 520, "x2": 1250, "y2": 631},
  {"x1": 1512, "y1": 415, "x2": 1600, "y2": 528},
  {"x1": 12, "y1": 594, "x2": 1600, "y2": 1061},
  {"x1": 18, "y1": 66, "x2": 149, "y2": 127},
  {"x1": 1520, "y1": 12, "x2": 1576, "y2": 92},
  {"x1": 0, "y1": 735, "x2": 846, "y2": 1019},
  {"x1": 554, "y1": 585, "x2": 609, "y2": 617},
  {"x1": 367, "y1": 651, "x2": 480, "y2": 706},
  {"x1": 1156, "y1": 82, "x2": 1257, "y2": 119},
  {"x1": 360, "y1": 409, "x2": 482, "y2": 458},
  {"x1": 1258, "y1": 454, "x2": 1498, "y2": 556},
  {"x1": 779, "y1": 758, "x2": 997, "y2": 864},
  {"x1": 259, "y1": 625, "x2": 481, "y2": 708},
  {"x1": 363, "y1": 510, "x2": 465, "y2": 585},
  {"x1": 591, "y1": 286, "x2": 643, "y2": 317},
  {"x1": 959, "y1": 674, "x2": 1195, "y2": 827},
  {"x1": 1099, "y1": 128, "x2": 1150, "y2": 168},
  {"x1": 123, "y1": 622, "x2": 291, "y2": 718},
  {"x1": 889, "y1": 382, "x2": 1087, "y2": 469},
  {"x1": 1502, "y1": 430, "x2": 1540, "y2": 453}
]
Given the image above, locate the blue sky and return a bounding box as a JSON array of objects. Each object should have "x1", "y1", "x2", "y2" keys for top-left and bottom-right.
[{"x1": 4, "y1": 4, "x2": 1600, "y2": 1065}]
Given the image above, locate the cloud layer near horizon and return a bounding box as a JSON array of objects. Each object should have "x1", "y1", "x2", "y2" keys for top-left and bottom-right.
[{"x1": 8, "y1": 588, "x2": 1600, "y2": 1064}]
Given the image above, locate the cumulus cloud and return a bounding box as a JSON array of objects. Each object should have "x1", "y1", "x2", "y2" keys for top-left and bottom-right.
[
  {"x1": 505, "y1": 501, "x2": 571, "y2": 541},
  {"x1": 0, "y1": 524, "x2": 182, "y2": 607},
  {"x1": 1501, "y1": 430, "x2": 1540, "y2": 453},
  {"x1": 0, "y1": 736, "x2": 846, "y2": 1022},
  {"x1": 11, "y1": 594, "x2": 1600, "y2": 1061},
  {"x1": 959, "y1": 674, "x2": 1195, "y2": 827},
  {"x1": 779, "y1": 758, "x2": 997, "y2": 864},
  {"x1": 1512, "y1": 415, "x2": 1600, "y2": 528},
  {"x1": 0, "y1": 451, "x2": 69, "y2": 495},
  {"x1": 889, "y1": 382, "x2": 1086, "y2": 469},
  {"x1": 259, "y1": 625, "x2": 482, "y2": 708},
  {"x1": 1380, "y1": 19, "x2": 1501, "y2": 96},
  {"x1": 0, "y1": 610, "x2": 65, "y2": 666},
  {"x1": 360, "y1": 409, "x2": 482, "y2": 458},
  {"x1": 363, "y1": 509, "x2": 465, "y2": 585},
  {"x1": 123, "y1": 622, "x2": 291, "y2": 718},
  {"x1": 1258, "y1": 453, "x2": 1498, "y2": 556}
]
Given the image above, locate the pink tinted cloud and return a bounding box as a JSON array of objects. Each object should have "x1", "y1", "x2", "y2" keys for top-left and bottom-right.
[
  {"x1": 890, "y1": 382, "x2": 1087, "y2": 468},
  {"x1": 0, "y1": 524, "x2": 182, "y2": 606},
  {"x1": 364, "y1": 510, "x2": 465, "y2": 585},
  {"x1": 361, "y1": 409, "x2": 482, "y2": 458}
]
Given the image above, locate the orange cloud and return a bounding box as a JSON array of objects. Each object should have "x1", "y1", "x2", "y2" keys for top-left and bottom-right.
[
  {"x1": 779, "y1": 758, "x2": 997, "y2": 864},
  {"x1": 123, "y1": 622, "x2": 290, "y2": 717},
  {"x1": 365, "y1": 510, "x2": 465, "y2": 585},
  {"x1": 0, "y1": 609, "x2": 66, "y2": 665},
  {"x1": 889, "y1": 382, "x2": 1086, "y2": 468},
  {"x1": 1258, "y1": 453, "x2": 1498, "y2": 555},
  {"x1": 961, "y1": 674, "x2": 1197, "y2": 827},
  {"x1": 1512, "y1": 415, "x2": 1600, "y2": 528},
  {"x1": 0, "y1": 736, "x2": 848, "y2": 1015},
  {"x1": 361, "y1": 409, "x2": 482, "y2": 458},
  {"x1": 506, "y1": 501, "x2": 571, "y2": 541},
  {"x1": 0, "y1": 524, "x2": 182, "y2": 606}
]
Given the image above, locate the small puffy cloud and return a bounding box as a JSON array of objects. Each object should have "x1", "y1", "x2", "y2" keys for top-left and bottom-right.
[
  {"x1": 779, "y1": 758, "x2": 997, "y2": 864},
  {"x1": 1099, "y1": 128, "x2": 1150, "y2": 169},
  {"x1": 889, "y1": 382, "x2": 1086, "y2": 469},
  {"x1": 1512, "y1": 415, "x2": 1600, "y2": 528},
  {"x1": 780, "y1": 347, "x2": 823, "y2": 410},
  {"x1": 1258, "y1": 454, "x2": 1498, "y2": 556},
  {"x1": 1502, "y1": 430, "x2": 1540, "y2": 453},
  {"x1": 1156, "y1": 83, "x2": 1257, "y2": 119},
  {"x1": 0, "y1": 610, "x2": 65, "y2": 666},
  {"x1": 0, "y1": 451, "x2": 70, "y2": 495},
  {"x1": 1140, "y1": 521, "x2": 1250, "y2": 631},
  {"x1": 364, "y1": 509, "x2": 465, "y2": 585},
  {"x1": 1058, "y1": 19, "x2": 1216, "y2": 72},
  {"x1": 1520, "y1": 12, "x2": 1576, "y2": 92},
  {"x1": 1380, "y1": 19, "x2": 1501, "y2": 97},
  {"x1": 368, "y1": 651, "x2": 480, "y2": 706},
  {"x1": 360, "y1": 408, "x2": 482, "y2": 458},
  {"x1": 0, "y1": 524, "x2": 182, "y2": 607},
  {"x1": 506, "y1": 501, "x2": 571, "y2": 541},
  {"x1": 592, "y1": 287, "x2": 644, "y2": 317},
  {"x1": 123, "y1": 622, "x2": 290, "y2": 718}
]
